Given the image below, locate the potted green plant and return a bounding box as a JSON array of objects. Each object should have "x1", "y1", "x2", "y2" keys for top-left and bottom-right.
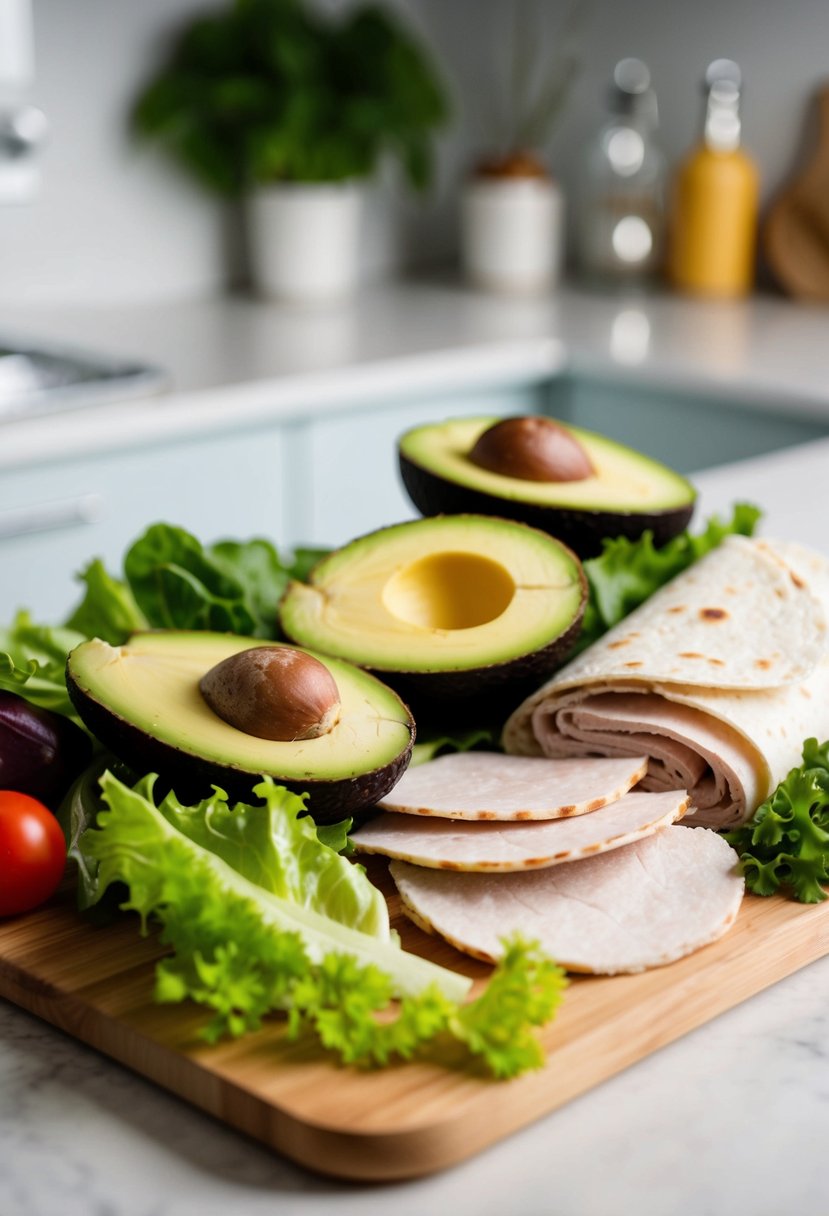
[
  {"x1": 461, "y1": 1, "x2": 585, "y2": 294},
  {"x1": 134, "y1": 0, "x2": 448, "y2": 303}
]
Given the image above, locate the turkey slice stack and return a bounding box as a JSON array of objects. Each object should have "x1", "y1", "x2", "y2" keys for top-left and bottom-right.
[
  {"x1": 353, "y1": 788, "x2": 689, "y2": 871},
  {"x1": 391, "y1": 826, "x2": 744, "y2": 975},
  {"x1": 503, "y1": 537, "x2": 829, "y2": 829}
]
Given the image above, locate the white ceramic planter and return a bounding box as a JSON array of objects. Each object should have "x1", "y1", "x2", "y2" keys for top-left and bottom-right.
[
  {"x1": 460, "y1": 175, "x2": 564, "y2": 294},
  {"x1": 249, "y1": 182, "x2": 362, "y2": 304}
]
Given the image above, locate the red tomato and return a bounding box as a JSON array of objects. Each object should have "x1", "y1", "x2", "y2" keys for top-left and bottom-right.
[{"x1": 0, "y1": 790, "x2": 66, "y2": 916}]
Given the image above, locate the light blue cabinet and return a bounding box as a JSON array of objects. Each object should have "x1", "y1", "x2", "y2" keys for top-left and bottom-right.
[
  {"x1": 0, "y1": 425, "x2": 285, "y2": 621},
  {"x1": 298, "y1": 382, "x2": 547, "y2": 547},
  {"x1": 547, "y1": 373, "x2": 829, "y2": 473}
]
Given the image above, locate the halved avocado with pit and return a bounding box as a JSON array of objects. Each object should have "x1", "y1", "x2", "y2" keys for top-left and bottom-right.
[
  {"x1": 398, "y1": 416, "x2": 696, "y2": 557},
  {"x1": 279, "y1": 514, "x2": 586, "y2": 719},
  {"x1": 66, "y1": 632, "x2": 414, "y2": 823}
]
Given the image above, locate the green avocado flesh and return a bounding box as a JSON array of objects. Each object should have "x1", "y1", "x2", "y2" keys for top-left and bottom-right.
[
  {"x1": 66, "y1": 632, "x2": 414, "y2": 820},
  {"x1": 399, "y1": 417, "x2": 695, "y2": 512},
  {"x1": 279, "y1": 515, "x2": 585, "y2": 676}
]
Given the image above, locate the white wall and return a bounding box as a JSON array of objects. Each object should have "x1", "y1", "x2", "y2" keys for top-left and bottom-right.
[
  {"x1": 417, "y1": 0, "x2": 829, "y2": 264},
  {"x1": 1, "y1": 0, "x2": 828, "y2": 304},
  {"x1": 0, "y1": 0, "x2": 227, "y2": 305}
]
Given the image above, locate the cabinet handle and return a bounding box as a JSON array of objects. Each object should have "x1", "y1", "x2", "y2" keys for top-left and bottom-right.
[{"x1": 0, "y1": 493, "x2": 104, "y2": 539}]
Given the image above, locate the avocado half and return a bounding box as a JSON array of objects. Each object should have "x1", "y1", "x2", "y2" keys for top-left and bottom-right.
[
  {"x1": 66, "y1": 632, "x2": 415, "y2": 823},
  {"x1": 398, "y1": 416, "x2": 696, "y2": 557},
  {"x1": 279, "y1": 514, "x2": 586, "y2": 720}
]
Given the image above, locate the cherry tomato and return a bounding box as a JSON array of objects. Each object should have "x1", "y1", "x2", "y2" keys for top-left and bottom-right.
[{"x1": 0, "y1": 790, "x2": 66, "y2": 916}]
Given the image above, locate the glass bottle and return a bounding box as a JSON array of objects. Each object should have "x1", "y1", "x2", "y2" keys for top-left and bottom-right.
[
  {"x1": 667, "y1": 60, "x2": 759, "y2": 297},
  {"x1": 576, "y1": 58, "x2": 667, "y2": 284}
]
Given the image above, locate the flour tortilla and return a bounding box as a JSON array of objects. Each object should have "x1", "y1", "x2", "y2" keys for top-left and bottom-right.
[
  {"x1": 391, "y1": 826, "x2": 744, "y2": 975},
  {"x1": 503, "y1": 537, "x2": 829, "y2": 828},
  {"x1": 353, "y1": 788, "x2": 689, "y2": 871},
  {"x1": 376, "y1": 751, "x2": 648, "y2": 821}
]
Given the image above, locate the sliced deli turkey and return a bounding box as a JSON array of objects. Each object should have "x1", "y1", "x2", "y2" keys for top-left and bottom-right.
[{"x1": 503, "y1": 537, "x2": 829, "y2": 829}]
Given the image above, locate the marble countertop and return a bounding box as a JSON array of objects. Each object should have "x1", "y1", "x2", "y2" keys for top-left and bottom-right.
[
  {"x1": 3, "y1": 438, "x2": 829, "y2": 1215},
  {"x1": 1, "y1": 281, "x2": 829, "y2": 469}
]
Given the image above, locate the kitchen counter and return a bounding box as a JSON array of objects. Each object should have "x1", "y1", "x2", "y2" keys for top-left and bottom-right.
[
  {"x1": 1, "y1": 281, "x2": 829, "y2": 469},
  {"x1": 3, "y1": 436, "x2": 829, "y2": 1216}
]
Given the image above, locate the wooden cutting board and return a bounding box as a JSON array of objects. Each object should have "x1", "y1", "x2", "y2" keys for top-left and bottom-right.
[{"x1": 1, "y1": 866, "x2": 828, "y2": 1182}]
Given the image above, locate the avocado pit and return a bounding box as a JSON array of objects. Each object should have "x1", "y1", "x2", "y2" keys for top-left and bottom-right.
[
  {"x1": 200, "y1": 645, "x2": 341, "y2": 742},
  {"x1": 468, "y1": 416, "x2": 595, "y2": 483}
]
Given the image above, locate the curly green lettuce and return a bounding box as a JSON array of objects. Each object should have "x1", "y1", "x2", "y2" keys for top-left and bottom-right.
[
  {"x1": 727, "y1": 738, "x2": 829, "y2": 903},
  {"x1": 0, "y1": 611, "x2": 87, "y2": 720},
  {"x1": 74, "y1": 771, "x2": 567, "y2": 1076}
]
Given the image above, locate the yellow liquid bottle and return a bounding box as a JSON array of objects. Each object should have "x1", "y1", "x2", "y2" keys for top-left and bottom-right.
[{"x1": 668, "y1": 60, "x2": 759, "y2": 297}]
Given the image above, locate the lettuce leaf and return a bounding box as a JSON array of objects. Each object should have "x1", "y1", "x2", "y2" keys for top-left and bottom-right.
[
  {"x1": 411, "y1": 726, "x2": 500, "y2": 767},
  {"x1": 576, "y1": 502, "x2": 762, "y2": 653},
  {"x1": 123, "y1": 523, "x2": 266, "y2": 635},
  {"x1": 61, "y1": 525, "x2": 330, "y2": 647},
  {"x1": 726, "y1": 738, "x2": 829, "y2": 903},
  {"x1": 75, "y1": 770, "x2": 567, "y2": 1075},
  {"x1": 154, "y1": 779, "x2": 388, "y2": 938},
  {"x1": 65, "y1": 559, "x2": 149, "y2": 645},
  {"x1": 0, "y1": 611, "x2": 87, "y2": 720}
]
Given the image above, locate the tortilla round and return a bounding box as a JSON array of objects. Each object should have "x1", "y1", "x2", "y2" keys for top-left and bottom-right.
[{"x1": 391, "y1": 826, "x2": 744, "y2": 974}]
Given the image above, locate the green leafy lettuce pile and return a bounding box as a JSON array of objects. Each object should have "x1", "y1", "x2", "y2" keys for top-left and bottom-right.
[
  {"x1": 727, "y1": 738, "x2": 829, "y2": 904},
  {"x1": 65, "y1": 768, "x2": 567, "y2": 1075},
  {"x1": 0, "y1": 612, "x2": 88, "y2": 720},
  {"x1": 68, "y1": 523, "x2": 327, "y2": 643},
  {"x1": 0, "y1": 523, "x2": 328, "y2": 718}
]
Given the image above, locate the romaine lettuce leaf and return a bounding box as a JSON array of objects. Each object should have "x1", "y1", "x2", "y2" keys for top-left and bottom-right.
[
  {"x1": 154, "y1": 779, "x2": 388, "y2": 938},
  {"x1": 74, "y1": 770, "x2": 567, "y2": 1075}
]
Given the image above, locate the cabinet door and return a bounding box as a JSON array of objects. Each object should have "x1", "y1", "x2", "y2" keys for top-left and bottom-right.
[
  {"x1": 297, "y1": 384, "x2": 547, "y2": 548},
  {"x1": 0, "y1": 427, "x2": 284, "y2": 621},
  {"x1": 552, "y1": 375, "x2": 829, "y2": 473}
]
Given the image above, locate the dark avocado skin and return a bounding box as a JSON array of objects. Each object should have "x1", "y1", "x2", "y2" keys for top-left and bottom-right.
[
  {"x1": 399, "y1": 453, "x2": 695, "y2": 559},
  {"x1": 65, "y1": 666, "x2": 414, "y2": 825}
]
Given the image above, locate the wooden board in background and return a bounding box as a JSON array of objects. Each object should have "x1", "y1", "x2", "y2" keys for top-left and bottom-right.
[{"x1": 1, "y1": 870, "x2": 828, "y2": 1182}]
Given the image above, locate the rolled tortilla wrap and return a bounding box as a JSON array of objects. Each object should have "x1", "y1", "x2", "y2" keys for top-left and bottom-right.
[{"x1": 503, "y1": 537, "x2": 829, "y2": 828}]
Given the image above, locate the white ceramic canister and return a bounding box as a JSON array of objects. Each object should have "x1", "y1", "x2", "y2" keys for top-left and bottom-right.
[
  {"x1": 460, "y1": 174, "x2": 564, "y2": 294},
  {"x1": 248, "y1": 182, "x2": 363, "y2": 304}
]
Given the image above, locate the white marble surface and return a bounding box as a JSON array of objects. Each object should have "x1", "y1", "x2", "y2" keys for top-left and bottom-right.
[
  {"x1": 2, "y1": 281, "x2": 829, "y2": 468},
  {"x1": 3, "y1": 441, "x2": 829, "y2": 1215}
]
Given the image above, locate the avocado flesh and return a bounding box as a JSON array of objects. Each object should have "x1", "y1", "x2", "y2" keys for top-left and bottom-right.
[
  {"x1": 66, "y1": 632, "x2": 414, "y2": 822},
  {"x1": 279, "y1": 516, "x2": 585, "y2": 725},
  {"x1": 279, "y1": 515, "x2": 585, "y2": 675},
  {"x1": 399, "y1": 417, "x2": 696, "y2": 557}
]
